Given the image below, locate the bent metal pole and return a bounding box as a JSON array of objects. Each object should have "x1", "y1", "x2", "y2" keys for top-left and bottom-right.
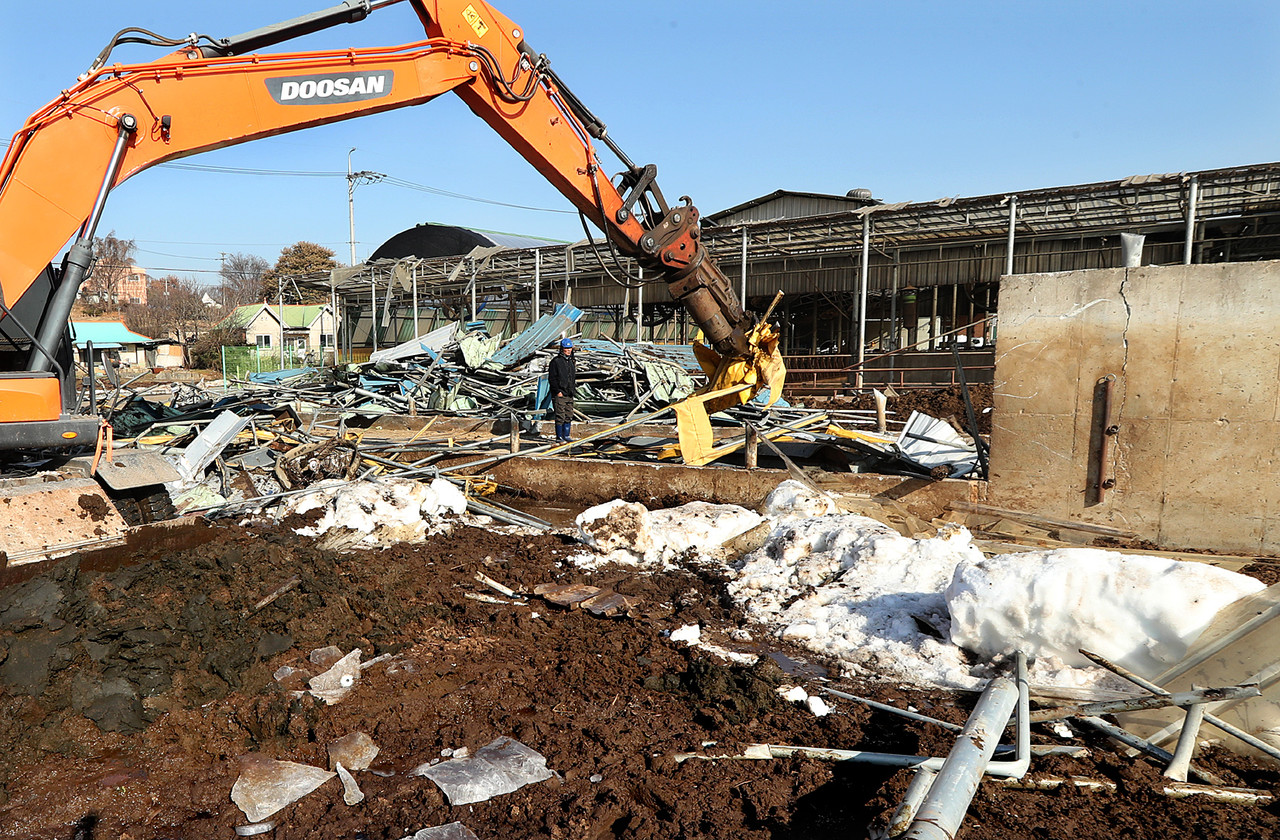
[{"x1": 903, "y1": 675, "x2": 1020, "y2": 840}]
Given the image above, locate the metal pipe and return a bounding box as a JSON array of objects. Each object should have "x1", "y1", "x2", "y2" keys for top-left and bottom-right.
[
  {"x1": 412, "y1": 262, "x2": 420, "y2": 339},
  {"x1": 857, "y1": 213, "x2": 870, "y2": 389},
  {"x1": 1005, "y1": 195, "x2": 1017, "y2": 277},
  {"x1": 822, "y1": 686, "x2": 962, "y2": 733},
  {"x1": 1164, "y1": 702, "x2": 1207, "y2": 782},
  {"x1": 278, "y1": 276, "x2": 286, "y2": 368},
  {"x1": 740, "y1": 228, "x2": 749, "y2": 309},
  {"x1": 636, "y1": 268, "x2": 643, "y2": 342},
  {"x1": 1030, "y1": 683, "x2": 1260, "y2": 723},
  {"x1": 885, "y1": 769, "x2": 936, "y2": 839},
  {"x1": 1183, "y1": 175, "x2": 1199, "y2": 265},
  {"x1": 1080, "y1": 649, "x2": 1280, "y2": 763},
  {"x1": 889, "y1": 254, "x2": 899, "y2": 350},
  {"x1": 533, "y1": 249, "x2": 542, "y2": 322},
  {"x1": 470, "y1": 259, "x2": 478, "y2": 322},
  {"x1": 371, "y1": 273, "x2": 378, "y2": 354},
  {"x1": 903, "y1": 677, "x2": 1020, "y2": 840},
  {"x1": 1155, "y1": 601, "x2": 1280, "y2": 685}
]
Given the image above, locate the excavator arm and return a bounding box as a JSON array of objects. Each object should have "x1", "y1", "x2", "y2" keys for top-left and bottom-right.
[{"x1": 0, "y1": 0, "x2": 782, "y2": 448}]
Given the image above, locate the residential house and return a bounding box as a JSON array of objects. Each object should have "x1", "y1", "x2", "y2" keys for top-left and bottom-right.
[
  {"x1": 70, "y1": 321, "x2": 174, "y2": 369},
  {"x1": 221, "y1": 303, "x2": 336, "y2": 361}
]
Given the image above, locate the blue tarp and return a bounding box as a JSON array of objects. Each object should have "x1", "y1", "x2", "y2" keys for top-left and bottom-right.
[{"x1": 248, "y1": 367, "x2": 317, "y2": 383}]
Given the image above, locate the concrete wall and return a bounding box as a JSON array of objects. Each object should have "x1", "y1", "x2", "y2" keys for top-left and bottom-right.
[{"x1": 989, "y1": 261, "x2": 1280, "y2": 553}]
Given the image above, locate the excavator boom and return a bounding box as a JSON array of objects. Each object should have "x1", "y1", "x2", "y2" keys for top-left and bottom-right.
[{"x1": 0, "y1": 0, "x2": 784, "y2": 453}]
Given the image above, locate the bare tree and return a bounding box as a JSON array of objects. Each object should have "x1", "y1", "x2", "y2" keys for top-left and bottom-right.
[
  {"x1": 124, "y1": 275, "x2": 210, "y2": 345},
  {"x1": 82, "y1": 231, "x2": 137, "y2": 311},
  {"x1": 218, "y1": 252, "x2": 270, "y2": 310}
]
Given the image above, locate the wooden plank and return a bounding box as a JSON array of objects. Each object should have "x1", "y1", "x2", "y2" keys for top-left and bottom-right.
[{"x1": 533, "y1": 582, "x2": 601, "y2": 608}]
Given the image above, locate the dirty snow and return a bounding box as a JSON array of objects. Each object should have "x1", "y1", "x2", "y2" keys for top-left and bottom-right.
[
  {"x1": 284, "y1": 477, "x2": 468, "y2": 544},
  {"x1": 571, "y1": 499, "x2": 762, "y2": 569},
  {"x1": 569, "y1": 479, "x2": 1267, "y2": 692},
  {"x1": 947, "y1": 549, "x2": 1264, "y2": 678}
]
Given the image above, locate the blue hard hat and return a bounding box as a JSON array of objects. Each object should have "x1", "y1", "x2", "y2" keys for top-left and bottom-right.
[{"x1": 560, "y1": 337, "x2": 573, "y2": 348}]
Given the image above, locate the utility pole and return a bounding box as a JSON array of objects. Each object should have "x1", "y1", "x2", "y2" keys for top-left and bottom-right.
[
  {"x1": 278, "y1": 275, "x2": 285, "y2": 369},
  {"x1": 347, "y1": 148, "x2": 385, "y2": 266}
]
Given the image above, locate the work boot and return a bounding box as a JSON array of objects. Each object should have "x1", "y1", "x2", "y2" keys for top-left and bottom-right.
[
  {"x1": 555, "y1": 422, "x2": 567, "y2": 442},
  {"x1": 562, "y1": 424, "x2": 573, "y2": 443}
]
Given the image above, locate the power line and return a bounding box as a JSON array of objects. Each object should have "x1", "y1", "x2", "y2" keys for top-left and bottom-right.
[
  {"x1": 159, "y1": 162, "x2": 343, "y2": 177},
  {"x1": 155, "y1": 160, "x2": 576, "y2": 214},
  {"x1": 380, "y1": 175, "x2": 576, "y2": 215}
]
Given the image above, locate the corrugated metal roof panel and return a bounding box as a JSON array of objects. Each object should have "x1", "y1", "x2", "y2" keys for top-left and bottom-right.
[{"x1": 483, "y1": 303, "x2": 583, "y2": 369}]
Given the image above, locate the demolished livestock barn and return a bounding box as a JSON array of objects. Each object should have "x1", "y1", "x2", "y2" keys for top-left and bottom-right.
[{"x1": 4, "y1": 165, "x2": 1280, "y2": 839}]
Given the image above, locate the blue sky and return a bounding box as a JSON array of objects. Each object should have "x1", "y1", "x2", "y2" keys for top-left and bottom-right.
[{"x1": 3, "y1": 1, "x2": 1278, "y2": 282}]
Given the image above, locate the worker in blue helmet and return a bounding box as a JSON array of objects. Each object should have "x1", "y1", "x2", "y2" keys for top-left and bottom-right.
[{"x1": 548, "y1": 336, "x2": 577, "y2": 442}]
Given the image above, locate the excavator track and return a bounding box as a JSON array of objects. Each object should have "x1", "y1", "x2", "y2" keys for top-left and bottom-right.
[{"x1": 109, "y1": 487, "x2": 177, "y2": 527}]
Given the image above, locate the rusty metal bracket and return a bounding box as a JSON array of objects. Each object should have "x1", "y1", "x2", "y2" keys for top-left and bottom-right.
[{"x1": 1094, "y1": 374, "x2": 1118, "y2": 503}]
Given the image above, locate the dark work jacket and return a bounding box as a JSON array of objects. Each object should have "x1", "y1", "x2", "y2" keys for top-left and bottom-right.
[{"x1": 548, "y1": 351, "x2": 576, "y2": 396}]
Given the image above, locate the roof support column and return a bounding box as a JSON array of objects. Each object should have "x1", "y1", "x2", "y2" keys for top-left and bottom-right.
[
  {"x1": 470, "y1": 259, "x2": 478, "y2": 323},
  {"x1": 1183, "y1": 175, "x2": 1199, "y2": 265},
  {"x1": 857, "y1": 212, "x2": 871, "y2": 389},
  {"x1": 636, "y1": 268, "x2": 644, "y2": 343},
  {"x1": 534, "y1": 249, "x2": 542, "y2": 322},
  {"x1": 371, "y1": 272, "x2": 379, "y2": 354},
  {"x1": 1005, "y1": 196, "x2": 1017, "y2": 277},
  {"x1": 412, "y1": 262, "x2": 420, "y2": 339},
  {"x1": 330, "y1": 274, "x2": 338, "y2": 364},
  {"x1": 741, "y1": 228, "x2": 749, "y2": 309}
]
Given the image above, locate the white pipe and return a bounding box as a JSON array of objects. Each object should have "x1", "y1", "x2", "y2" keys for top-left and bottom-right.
[
  {"x1": 412, "y1": 262, "x2": 420, "y2": 339},
  {"x1": 857, "y1": 213, "x2": 870, "y2": 389},
  {"x1": 1005, "y1": 195, "x2": 1017, "y2": 276},
  {"x1": 1183, "y1": 175, "x2": 1199, "y2": 265},
  {"x1": 740, "y1": 228, "x2": 748, "y2": 309},
  {"x1": 903, "y1": 675, "x2": 1021, "y2": 840},
  {"x1": 534, "y1": 249, "x2": 542, "y2": 322},
  {"x1": 1164, "y1": 702, "x2": 1207, "y2": 782}
]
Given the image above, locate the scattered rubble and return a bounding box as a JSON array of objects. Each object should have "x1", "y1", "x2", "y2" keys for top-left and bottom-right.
[{"x1": 6, "y1": 319, "x2": 1280, "y2": 838}]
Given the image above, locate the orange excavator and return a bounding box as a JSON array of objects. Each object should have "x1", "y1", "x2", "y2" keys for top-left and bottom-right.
[{"x1": 0, "y1": 0, "x2": 785, "y2": 552}]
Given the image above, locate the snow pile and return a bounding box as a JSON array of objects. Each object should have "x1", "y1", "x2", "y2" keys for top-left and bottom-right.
[
  {"x1": 729, "y1": 516, "x2": 986, "y2": 687},
  {"x1": 761, "y1": 479, "x2": 837, "y2": 519},
  {"x1": 947, "y1": 549, "x2": 1264, "y2": 678},
  {"x1": 729, "y1": 513, "x2": 1264, "y2": 689},
  {"x1": 284, "y1": 477, "x2": 468, "y2": 544},
  {"x1": 572, "y1": 499, "x2": 762, "y2": 569},
  {"x1": 568, "y1": 482, "x2": 1266, "y2": 692}
]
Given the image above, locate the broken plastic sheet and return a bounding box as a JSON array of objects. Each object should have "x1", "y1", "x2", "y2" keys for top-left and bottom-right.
[
  {"x1": 1117, "y1": 581, "x2": 1280, "y2": 760},
  {"x1": 399, "y1": 824, "x2": 479, "y2": 840},
  {"x1": 459, "y1": 332, "x2": 502, "y2": 369},
  {"x1": 231, "y1": 754, "x2": 336, "y2": 823},
  {"x1": 410, "y1": 737, "x2": 554, "y2": 805}
]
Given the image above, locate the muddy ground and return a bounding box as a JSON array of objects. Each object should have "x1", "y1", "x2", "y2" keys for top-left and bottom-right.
[
  {"x1": 808, "y1": 384, "x2": 995, "y2": 436},
  {"x1": 0, "y1": 511, "x2": 1277, "y2": 840}
]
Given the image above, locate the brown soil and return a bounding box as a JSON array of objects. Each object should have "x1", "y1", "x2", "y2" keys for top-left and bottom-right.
[
  {"x1": 810, "y1": 384, "x2": 995, "y2": 436},
  {"x1": 0, "y1": 518, "x2": 1276, "y2": 839}
]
